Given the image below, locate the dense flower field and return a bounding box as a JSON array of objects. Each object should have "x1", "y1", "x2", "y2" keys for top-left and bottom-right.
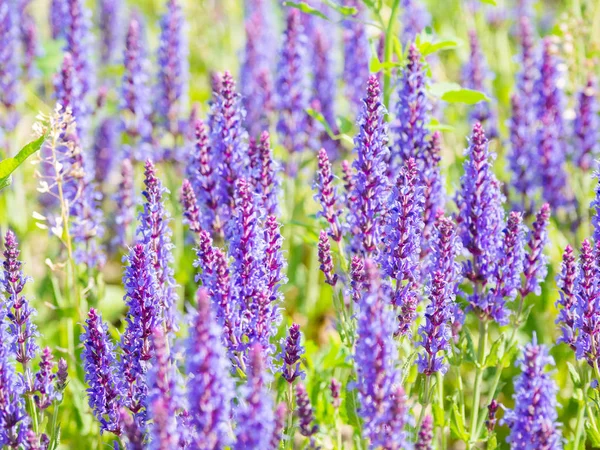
[{"x1": 0, "y1": 0, "x2": 599, "y2": 448}]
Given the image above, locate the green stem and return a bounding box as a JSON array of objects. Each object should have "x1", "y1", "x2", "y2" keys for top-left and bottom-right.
[
  {"x1": 383, "y1": 0, "x2": 401, "y2": 108},
  {"x1": 49, "y1": 399, "x2": 63, "y2": 450},
  {"x1": 469, "y1": 320, "x2": 488, "y2": 447},
  {"x1": 437, "y1": 371, "x2": 447, "y2": 449},
  {"x1": 573, "y1": 395, "x2": 585, "y2": 450},
  {"x1": 285, "y1": 383, "x2": 295, "y2": 450},
  {"x1": 416, "y1": 375, "x2": 432, "y2": 432},
  {"x1": 26, "y1": 394, "x2": 39, "y2": 434}
]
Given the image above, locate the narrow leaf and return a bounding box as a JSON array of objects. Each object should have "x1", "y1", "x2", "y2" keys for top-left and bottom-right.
[{"x1": 282, "y1": 2, "x2": 329, "y2": 20}]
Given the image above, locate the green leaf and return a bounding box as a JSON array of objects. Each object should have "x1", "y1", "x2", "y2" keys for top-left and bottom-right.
[
  {"x1": 479, "y1": 0, "x2": 497, "y2": 4},
  {"x1": 442, "y1": 89, "x2": 491, "y2": 104},
  {"x1": 322, "y1": 0, "x2": 357, "y2": 16},
  {"x1": 567, "y1": 362, "x2": 582, "y2": 386},
  {"x1": 306, "y1": 108, "x2": 334, "y2": 137},
  {"x1": 487, "y1": 433, "x2": 498, "y2": 449},
  {"x1": 345, "y1": 381, "x2": 362, "y2": 428},
  {"x1": 418, "y1": 39, "x2": 458, "y2": 57},
  {"x1": 336, "y1": 116, "x2": 354, "y2": 135},
  {"x1": 0, "y1": 134, "x2": 47, "y2": 191},
  {"x1": 432, "y1": 403, "x2": 445, "y2": 427},
  {"x1": 450, "y1": 403, "x2": 470, "y2": 442},
  {"x1": 427, "y1": 118, "x2": 454, "y2": 132},
  {"x1": 282, "y1": 2, "x2": 329, "y2": 20}
]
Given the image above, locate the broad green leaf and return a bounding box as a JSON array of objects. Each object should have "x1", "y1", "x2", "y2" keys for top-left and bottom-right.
[
  {"x1": 484, "y1": 333, "x2": 505, "y2": 367},
  {"x1": 488, "y1": 433, "x2": 498, "y2": 449},
  {"x1": 427, "y1": 118, "x2": 454, "y2": 132},
  {"x1": 0, "y1": 134, "x2": 47, "y2": 191},
  {"x1": 345, "y1": 382, "x2": 362, "y2": 428},
  {"x1": 441, "y1": 88, "x2": 491, "y2": 104},
  {"x1": 450, "y1": 403, "x2": 469, "y2": 442},
  {"x1": 432, "y1": 403, "x2": 445, "y2": 427},
  {"x1": 418, "y1": 39, "x2": 458, "y2": 57},
  {"x1": 429, "y1": 82, "x2": 462, "y2": 97},
  {"x1": 282, "y1": 2, "x2": 329, "y2": 20},
  {"x1": 479, "y1": 0, "x2": 497, "y2": 4},
  {"x1": 336, "y1": 116, "x2": 354, "y2": 135}
]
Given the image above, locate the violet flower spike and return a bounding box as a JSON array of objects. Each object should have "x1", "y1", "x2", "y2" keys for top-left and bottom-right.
[
  {"x1": 93, "y1": 117, "x2": 118, "y2": 183},
  {"x1": 209, "y1": 72, "x2": 250, "y2": 222},
  {"x1": 186, "y1": 288, "x2": 233, "y2": 449},
  {"x1": 355, "y1": 261, "x2": 412, "y2": 448},
  {"x1": 280, "y1": 323, "x2": 305, "y2": 384},
  {"x1": 275, "y1": 8, "x2": 311, "y2": 157},
  {"x1": 502, "y1": 336, "x2": 562, "y2": 449},
  {"x1": 462, "y1": 30, "x2": 498, "y2": 138},
  {"x1": 342, "y1": 1, "x2": 370, "y2": 110},
  {"x1": 50, "y1": 0, "x2": 67, "y2": 39},
  {"x1": 416, "y1": 217, "x2": 462, "y2": 375},
  {"x1": 146, "y1": 328, "x2": 180, "y2": 450},
  {"x1": 81, "y1": 308, "x2": 124, "y2": 435},
  {"x1": 271, "y1": 402, "x2": 287, "y2": 449},
  {"x1": 33, "y1": 347, "x2": 57, "y2": 411},
  {"x1": 416, "y1": 415, "x2": 433, "y2": 450},
  {"x1": 574, "y1": 240, "x2": 600, "y2": 368},
  {"x1": 2, "y1": 230, "x2": 38, "y2": 370},
  {"x1": 330, "y1": 378, "x2": 341, "y2": 409},
  {"x1": 393, "y1": 44, "x2": 430, "y2": 168},
  {"x1": 234, "y1": 344, "x2": 275, "y2": 449},
  {"x1": 112, "y1": 158, "x2": 135, "y2": 250},
  {"x1": 574, "y1": 76, "x2": 599, "y2": 170},
  {"x1": 121, "y1": 15, "x2": 153, "y2": 156},
  {"x1": 295, "y1": 382, "x2": 318, "y2": 438},
  {"x1": 400, "y1": 0, "x2": 431, "y2": 44},
  {"x1": 98, "y1": 0, "x2": 122, "y2": 65},
  {"x1": 156, "y1": 0, "x2": 189, "y2": 136},
  {"x1": 421, "y1": 132, "x2": 445, "y2": 255},
  {"x1": 535, "y1": 38, "x2": 570, "y2": 210},
  {"x1": 348, "y1": 75, "x2": 391, "y2": 256},
  {"x1": 318, "y1": 231, "x2": 338, "y2": 287},
  {"x1": 187, "y1": 119, "x2": 221, "y2": 234},
  {"x1": 0, "y1": 0, "x2": 21, "y2": 132},
  {"x1": 254, "y1": 131, "x2": 280, "y2": 217},
  {"x1": 315, "y1": 148, "x2": 342, "y2": 242},
  {"x1": 520, "y1": 203, "x2": 550, "y2": 298},
  {"x1": 555, "y1": 246, "x2": 576, "y2": 349},
  {"x1": 456, "y1": 123, "x2": 504, "y2": 296},
  {"x1": 180, "y1": 179, "x2": 202, "y2": 235},
  {"x1": 64, "y1": 0, "x2": 94, "y2": 103},
  {"x1": 136, "y1": 161, "x2": 179, "y2": 332}
]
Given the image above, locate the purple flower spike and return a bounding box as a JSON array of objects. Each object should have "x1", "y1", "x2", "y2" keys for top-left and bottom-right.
[
  {"x1": 98, "y1": 0, "x2": 123, "y2": 64},
  {"x1": 486, "y1": 399, "x2": 499, "y2": 432},
  {"x1": 503, "y1": 337, "x2": 562, "y2": 449},
  {"x1": 422, "y1": 132, "x2": 445, "y2": 254},
  {"x1": 400, "y1": 0, "x2": 431, "y2": 43},
  {"x1": 355, "y1": 261, "x2": 411, "y2": 448},
  {"x1": 33, "y1": 347, "x2": 57, "y2": 410},
  {"x1": 121, "y1": 16, "x2": 152, "y2": 153},
  {"x1": 112, "y1": 158, "x2": 135, "y2": 250},
  {"x1": 262, "y1": 215, "x2": 286, "y2": 302},
  {"x1": 93, "y1": 118, "x2": 118, "y2": 183},
  {"x1": 65, "y1": 0, "x2": 94, "y2": 99},
  {"x1": 556, "y1": 245, "x2": 577, "y2": 350},
  {"x1": 157, "y1": 0, "x2": 189, "y2": 135},
  {"x1": 186, "y1": 288, "x2": 233, "y2": 449},
  {"x1": 416, "y1": 415, "x2": 433, "y2": 450},
  {"x1": 295, "y1": 382, "x2": 318, "y2": 438},
  {"x1": 180, "y1": 179, "x2": 202, "y2": 235},
  {"x1": 574, "y1": 240, "x2": 600, "y2": 368},
  {"x1": 349, "y1": 75, "x2": 391, "y2": 256},
  {"x1": 342, "y1": 1, "x2": 370, "y2": 110},
  {"x1": 2, "y1": 230, "x2": 38, "y2": 369},
  {"x1": 235, "y1": 344, "x2": 275, "y2": 449},
  {"x1": 315, "y1": 148, "x2": 342, "y2": 242},
  {"x1": 276, "y1": 8, "x2": 310, "y2": 156},
  {"x1": 137, "y1": 161, "x2": 179, "y2": 333},
  {"x1": 381, "y1": 158, "x2": 424, "y2": 309},
  {"x1": 187, "y1": 119, "x2": 221, "y2": 234},
  {"x1": 462, "y1": 30, "x2": 497, "y2": 138},
  {"x1": 280, "y1": 323, "x2": 305, "y2": 383},
  {"x1": 481, "y1": 212, "x2": 526, "y2": 325},
  {"x1": 535, "y1": 38, "x2": 570, "y2": 210},
  {"x1": 457, "y1": 123, "x2": 504, "y2": 294},
  {"x1": 318, "y1": 231, "x2": 338, "y2": 286},
  {"x1": 349, "y1": 256, "x2": 365, "y2": 303},
  {"x1": 0, "y1": 1, "x2": 21, "y2": 132},
  {"x1": 57, "y1": 358, "x2": 68, "y2": 393},
  {"x1": 393, "y1": 44, "x2": 430, "y2": 168},
  {"x1": 271, "y1": 402, "x2": 287, "y2": 449},
  {"x1": 312, "y1": 28, "x2": 338, "y2": 153},
  {"x1": 147, "y1": 328, "x2": 180, "y2": 450},
  {"x1": 254, "y1": 131, "x2": 280, "y2": 217},
  {"x1": 241, "y1": 3, "x2": 274, "y2": 137},
  {"x1": 520, "y1": 203, "x2": 550, "y2": 298},
  {"x1": 416, "y1": 217, "x2": 461, "y2": 375},
  {"x1": 210, "y1": 72, "x2": 250, "y2": 220},
  {"x1": 50, "y1": 0, "x2": 67, "y2": 39},
  {"x1": 81, "y1": 308, "x2": 124, "y2": 435},
  {"x1": 54, "y1": 52, "x2": 86, "y2": 132},
  {"x1": 19, "y1": 2, "x2": 39, "y2": 80},
  {"x1": 574, "y1": 76, "x2": 599, "y2": 170}
]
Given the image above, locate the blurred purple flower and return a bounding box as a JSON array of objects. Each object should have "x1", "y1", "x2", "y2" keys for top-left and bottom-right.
[
  {"x1": 416, "y1": 415, "x2": 433, "y2": 450},
  {"x1": 574, "y1": 76, "x2": 599, "y2": 170},
  {"x1": 400, "y1": 0, "x2": 431, "y2": 44},
  {"x1": 421, "y1": 132, "x2": 445, "y2": 257},
  {"x1": 0, "y1": 0, "x2": 21, "y2": 132},
  {"x1": 93, "y1": 118, "x2": 118, "y2": 183},
  {"x1": 342, "y1": 1, "x2": 370, "y2": 110},
  {"x1": 503, "y1": 337, "x2": 562, "y2": 449},
  {"x1": 112, "y1": 158, "x2": 135, "y2": 250},
  {"x1": 315, "y1": 148, "x2": 342, "y2": 242},
  {"x1": 295, "y1": 382, "x2": 317, "y2": 439},
  {"x1": 157, "y1": 0, "x2": 189, "y2": 136},
  {"x1": 98, "y1": 0, "x2": 122, "y2": 64},
  {"x1": 186, "y1": 288, "x2": 233, "y2": 449}
]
